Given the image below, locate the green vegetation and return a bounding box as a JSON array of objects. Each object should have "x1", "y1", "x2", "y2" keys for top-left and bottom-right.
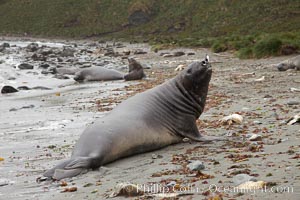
[
  {"x1": 0, "y1": 0, "x2": 299, "y2": 58},
  {"x1": 214, "y1": 32, "x2": 300, "y2": 58}
]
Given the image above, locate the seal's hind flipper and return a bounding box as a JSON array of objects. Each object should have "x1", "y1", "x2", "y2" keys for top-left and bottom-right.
[
  {"x1": 43, "y1": 159, "x2": 73, "y2": 178},
  {"x1": 65, "y1": 157, "x2": 92, "y2": 169},
  {"x1": 53, "y1": 168, "x2": 86, "y2": 180},
  {"x1": 43, "y1": 157, "x2": 93, "y2": 180}
]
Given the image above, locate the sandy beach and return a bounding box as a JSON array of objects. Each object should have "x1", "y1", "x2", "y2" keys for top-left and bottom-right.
[{"x1": 0, "y1": 38, "x2": 299, "y2": 200}]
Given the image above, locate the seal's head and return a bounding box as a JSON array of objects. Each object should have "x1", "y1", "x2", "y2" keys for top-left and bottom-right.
[
  {"x1": 127, "y1": 58, "x2": 142, "y2": 72},
  {"x1": 181, "y1": 55, "x2": 212, "y2": 98},
  {"x1": 74, "y1": 71, "x2": 84, "y2": 82}
]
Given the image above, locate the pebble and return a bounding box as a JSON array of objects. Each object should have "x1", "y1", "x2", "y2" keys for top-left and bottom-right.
[
  {"x1": 133, "y1": 49, "x2": 147, "y2": 55},
  {"x1": 175, "y1": 64, "x2": 185, "y2": 71},
  {"x1": 285, "y1": 167, "x2": 292, "y2": 171},
  {"x1": 166, "y1": 181, "x2": 176, "y2": 187},
  {"x1": 0, "y1": 178, "x2": 11, "y2": 187},
  {"x1": 18, "y1": 63, "x2": 34, "y2": 70},
  {"x1": 162, "y1": 54, "x2": 173, "y2": 58},
  {"x1": 39, "y1": 63, "x2": 50, "y2": 69},
  {"x1": 151, "y1": 154, "x2": 163, "y2": 159},
  {"x1": 173, "y1": 51, "x2": 185, "y2": 57},
  {"x1": 152, "y1": 154, "x2": 158, "y2": 159},
  {"x1": 279, "y1": 120, "x2": 287, "y2": 125},
  {"x1": 1, "y1": 42, "x2": 10, "y2": 48},
  {"x1": 233, "y1": 174, "x2": 256, "y2": 185},
  {"x1": 250, "y1": 142, "x2": 259, "y2": 145},
  {"x1": 287, "y1": 100, "x2": 300, "y2": 105},
  {"x1": 242, "y1": 107, "x2": 250, "y2": 110},
  {"x1": 253, "y1": 120, "x2": 262, "y2": 125},
  {"x1": 249, "y1": 134, "x2": 262, "y2": 141},
  {"x1": 226, "y1": 131, "x2": 237, "y2": 137},
  {"x1": 187, "y1": 160, "x2": 205, "y2": 171},
  {"x1": 187, "y1": 52, "x2": 195, "y2": 56},
  {"x1": 60, "y1": 48, "x2": 75, "y2": 57},
  {"x1": 290, "y1": 87, "x2": 300, "y2": 92}
]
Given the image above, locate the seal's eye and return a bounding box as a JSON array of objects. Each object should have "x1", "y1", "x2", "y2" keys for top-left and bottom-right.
[{"x1": 202, "y1": 60, "x2": 206, "y2": 65}]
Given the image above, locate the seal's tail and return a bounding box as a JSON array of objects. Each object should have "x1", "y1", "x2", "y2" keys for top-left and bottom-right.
[{"x1": 43, "y1": 157, "x2": 92, "y2": 180}]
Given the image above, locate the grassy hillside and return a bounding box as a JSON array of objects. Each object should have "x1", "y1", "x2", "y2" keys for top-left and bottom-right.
[{"x1": 0, "y1": 0, "x2": 299, "y2": 57}]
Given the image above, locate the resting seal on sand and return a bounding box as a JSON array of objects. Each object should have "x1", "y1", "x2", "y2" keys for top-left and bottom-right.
[
  {"x1": 73, "y1": 66, "x2": 124, "y2": 82},
  {"x1": 277, "y1": 55, "x2": 300, "y2": 71},
  {"x1": 124, "y1": 58, "x2": 146, "y2": 81},
  {"x1": 44, "y1": 55, "x2": 218, "y2": 180},
  {"x1": 74, "y1": 59, "x2": 146, "y2": 82}
]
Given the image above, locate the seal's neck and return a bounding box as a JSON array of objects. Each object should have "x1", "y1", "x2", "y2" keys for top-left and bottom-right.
[{"x1": 164, "y1": 77, "x2": 204, "y2": 118}]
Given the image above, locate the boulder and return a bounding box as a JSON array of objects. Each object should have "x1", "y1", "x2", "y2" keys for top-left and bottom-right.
[
  {"x1": 26, "y1": 43, "x2": 39, "y2": 52},
  {"x1": 18, "y1": 63, "x2": 34, "y2": 70},
  {"x1": 1, "y1": 85, "x2": 18, "y2": 94}
]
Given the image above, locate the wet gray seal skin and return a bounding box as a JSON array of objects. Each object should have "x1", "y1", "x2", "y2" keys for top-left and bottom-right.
[
  {"x1": 44, "y1": 55, "x2": 218, "y2": 180},
  {"x1": 73, "y1": 66, "x2": 124, "y2": 82},
  {"x1": 124, "y1": 58, "x2": 146, "y2": 81},
  {"x1": 277, "y1": 55, "x2": 300, "y2": 71}
]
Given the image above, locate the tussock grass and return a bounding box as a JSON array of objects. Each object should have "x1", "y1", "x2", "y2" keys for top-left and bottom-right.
[{"x1": 0, "y1": 0, "x2": 299, "y2": 58}]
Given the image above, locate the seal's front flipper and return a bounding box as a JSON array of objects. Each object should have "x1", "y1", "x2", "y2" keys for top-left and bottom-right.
[
  {"x1": 179, "y1": 122, "x2": 225, "y2": 143},
  {"x1": 53, "y1": 168, "x2": 86, "y2": 180}
]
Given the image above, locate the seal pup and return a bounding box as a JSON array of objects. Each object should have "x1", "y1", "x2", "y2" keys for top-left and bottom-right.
[
  {"x1": 277, "y1": 55, "x2": 300, "y2": 71},
  {"x1": 44, "y1": 55, "x2": 219, "y2": 180},
  {"x1": 124, "y1": 58, "x2": 146, "y2": 81}
]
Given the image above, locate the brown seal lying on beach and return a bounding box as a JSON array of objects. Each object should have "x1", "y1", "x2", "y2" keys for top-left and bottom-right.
[{"x1": 44, "y1": 55, "x2": 220, "y2": 180}]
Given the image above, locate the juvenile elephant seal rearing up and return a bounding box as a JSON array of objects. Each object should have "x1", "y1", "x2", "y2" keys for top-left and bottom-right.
[
  {"x1": 124, "y1": 58, "x2": 146, "y2": 81},
  {"x1": 44, "y1": 55, "x2": 218, "y2": 180}
]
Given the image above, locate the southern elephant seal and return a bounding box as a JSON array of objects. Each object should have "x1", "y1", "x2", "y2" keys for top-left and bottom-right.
[
  {"x1": 73, "y1": 66, "x2": 124, "y2": 82},
  {"x1": 44, "y1": 55, "x2": 218, "y2": 180},
  {"x1": 124, "y1": 58, "x2": 146, "y2": 81},
  {"x1": 73, "y1": 61, "x2": 146, "y2": 82},
  {"x1": 277, "y1": 55, "x2": 300, "y2": 71}
]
